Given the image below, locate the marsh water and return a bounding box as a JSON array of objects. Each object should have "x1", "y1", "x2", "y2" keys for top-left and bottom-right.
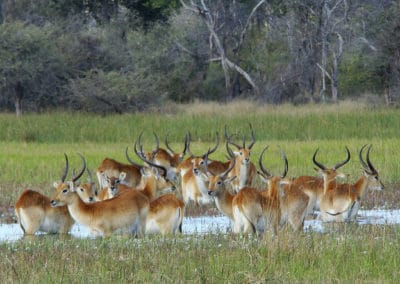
[{"x1": 1, "y1": 209, "x2": 399, "y2": 242}]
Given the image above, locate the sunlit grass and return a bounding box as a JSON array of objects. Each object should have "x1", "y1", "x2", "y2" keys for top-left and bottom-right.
[
  {"x1": 1, "y1": 101, "x2": 400, "y2": 282},
  {"x1": 1, "y1": 225, "x2": 400, "y2": 282}
]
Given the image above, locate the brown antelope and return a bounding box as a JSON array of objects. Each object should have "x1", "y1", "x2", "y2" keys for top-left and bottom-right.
[
  {"x1": 206, "y1": 147, "x2": 290, "y2": 235},
  {"x1": 346, "y1": 144, "x2": 384, "y2": 221},
  {"x1": 291, "y1": 147, "x2": 351, "y2": 218},
  {"x1": 104, "y1": 174, "x2": 184, "y2": 235},
  {"x1": 138, "y1": 132, "x2": 189, "y2": 182},
  {"x1": 224, "y1": 124, "x2": 257, "y2": 193},
  {"x1": 257, "y1": 148, "x2": 309, "y2": 232},
  {"x1": 101, "y1": 144, "x2": 185, "y2": 235},
  {"x1": 96, "y1": 146, "x2": 143, "y2": 189},
  {"x1": 14, "y1": 153, "x2": 85, "y2": 235},
  {"x1": 51, "y1": 155, "x2": 150, "y2": 237},
  {"x1": 233, "y1": 147, "x2": 290, "y2": 235},
  {"x1": 177, "y1": 133, "x2": 226, "y2": 205},
  {"x1": 146, "y1": 194, "x2": 185, "y2": 235},
  {"x1": 314, "y1": 145, "x2": 383, "y2": 222},
  {"x1": 73, "y1": 168, "x2": 97, "y2": 203}
]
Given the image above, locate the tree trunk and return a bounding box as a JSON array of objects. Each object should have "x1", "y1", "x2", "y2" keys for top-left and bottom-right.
[{"x1": 15, "y1": 82, "x2": 23, "y2": 117}]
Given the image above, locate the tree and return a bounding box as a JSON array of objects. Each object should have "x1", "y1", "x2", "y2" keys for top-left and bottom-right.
[
  {"x1": 180, "y1": 0, "x2": 263, "y2": 101},
  {"x1": 0, "y1": 22, "x2": 64, "y2": 116}
]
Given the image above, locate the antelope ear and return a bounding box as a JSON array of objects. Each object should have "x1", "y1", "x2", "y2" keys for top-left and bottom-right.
[
  {"x1": 68, "y1": 181, "x2": 76, "y2": 192},
  {"x1": 224, "y1": 176, "x2": 236, "y2": 184},
  {"x1": 53, "y1": 182, "x2": 59, "y2": 189},
  {"x1": 119, "y1": 171, "x2": 127, "y2": 181}
]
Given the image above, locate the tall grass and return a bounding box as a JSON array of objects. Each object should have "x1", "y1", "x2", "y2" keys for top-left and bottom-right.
[
  {"x1": 0, "y1": 101, "x2": 399, "y2": 143},
  {"x1": 1, "y1": 101, "x2": 400, "y2": 207}
]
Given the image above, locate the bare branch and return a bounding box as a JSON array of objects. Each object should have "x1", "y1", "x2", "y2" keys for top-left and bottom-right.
[
  {"x1": 237, "y1": 0, "x2": 266, "y2": 50},
  {"x1": 316, "y1": 63, "x2": 332, "y2": 81}
]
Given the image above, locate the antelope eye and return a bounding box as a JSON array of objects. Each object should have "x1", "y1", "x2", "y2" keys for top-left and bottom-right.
[
  {"x1": 239, "y1": 152, "x2": 243, "y2": 156},
  {"x1": 80, "y1": 188, "x2": 84, "y2": 192},
  {"x1": 62, "y1": 189, "x2": 68, "y2": 193},
  {"x1": 217, "y1": 181, "x2": 222, "y2": 185},
  {"x1": 200, "y1": 161, "x2": 204, "y2": 165}
]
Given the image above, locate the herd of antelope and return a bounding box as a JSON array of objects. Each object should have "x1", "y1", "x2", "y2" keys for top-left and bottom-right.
[{"x1": 14, "y1": 124, "x2": 384, "y2": 237}]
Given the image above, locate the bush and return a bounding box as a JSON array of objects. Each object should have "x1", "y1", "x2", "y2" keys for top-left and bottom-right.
[{"x1": 68, "y1": 69, "x2": 163, "y2": 113}]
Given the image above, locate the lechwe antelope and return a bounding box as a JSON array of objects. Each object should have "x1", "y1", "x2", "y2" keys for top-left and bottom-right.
[
  {"x1": 257, "y1": 147, "x2": 309, "y2": 232},
  {"x1": 224, "y1": 124, "x2": 257, "y2": 193},
  {"x1": 96, "y1": 147, "x2": 144, "y2": 189},
  {"x1": 14, "y1": 153, "x2": 85, "y2": 235},
  {"x1": 291, "y1": 147, "x2": 351, "y2": 218},
  {"x1": 51, "y1": 155, "x2": 150, "y2": 237},
  {"x1": 206, "y1": 147, "x2": 291, "y2": 235},
  {"x1": 136, "y1": 132, "x2": 189, "y2": 182},
  {"x1": 177, "y1": 133, "x2": 228, "y2": 205},
  {"x1": 72, "y1": 168, "x2": 98, "y2": 203},
  {"x1": 314, "y1": 145, "x2": 384, "y2": 222},
  {"x1": 100, "y1": 145, "x2": 184, "y2": 235}
]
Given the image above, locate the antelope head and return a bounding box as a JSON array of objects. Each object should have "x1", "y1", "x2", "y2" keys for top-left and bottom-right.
[
  {"x1": 313, "y1": 146, "x2": 350, "y2": 182},
  {"x1": 224, "y1": 123, "x2": 255, "y2": 165},
  {"x1": 359, "y1": 144, "x2": 384, "y2": 191}
]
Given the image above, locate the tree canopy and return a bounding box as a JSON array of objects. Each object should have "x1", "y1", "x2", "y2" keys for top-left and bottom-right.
[{"x1": 0, "y1": 0, "x2": 399, "y2": 115}]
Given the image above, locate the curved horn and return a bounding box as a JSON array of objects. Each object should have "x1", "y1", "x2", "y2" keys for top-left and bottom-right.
[
  {"x1": 134, "y1": 139, "x2": 168, "y2": 178},
  {"x1": 221, "y1": 156, "x2": 236, "y2": 180},
  {"x1": 279, "y1": 147, "x2": 288, "y2": 178},
  {"x1": 359, "y1": 144, "x2": 370, "y2": 171},
  {"x1": 226, "y1": 140, "x2": 235, "y2": 158},
  {"x1": 203, "y1": 148, "x2": 211, "y2": 176},
  {"x1": 61, "y1": 153, "x2": 69, "y2": 182},
  {"x1": 165, "y1": 133, "x2": 175, "y2": 154},
  {"x1": 86, "y1": 167, "x2": 93, "y2": 183},
  {"x1": 223, "y1": 125, "x2": 229, "y2": 141},
  {"x1": 182, "y1": 132, "x2": 189, "y2": 157},
  {"x1": 224, "y1": 125, "x2": 241, "y2": 149},
  {"x1": 72, "y1": 153, "x2": 87, "y2": 182},
  {"x1": 186, "y1": 132, "x2": 195, "y2": 157},
  {"x1": 365, "y1": 145, "x2": 377, "y2": 174},
  {"x1": 208, "y1": 132, "x2": 220, "y2": 155},
  {"x1": 125, "y1": 146, "x2": 143, "y2": 168},
  {"x1": 247, "y1": 123, "x2": 256, "y2": 150},
  {"x1": 258, "y1": 146, "x2": 272, "y2": 178},
  {"x1": 312, "y1": 148, "x2": 327, "y2": 170},
  {"x1": 333, "y1": 146, "x2": 351, "y2": 170},
  {"x1": 152, "y1": 132, "x2": 160, "y2": 160}
]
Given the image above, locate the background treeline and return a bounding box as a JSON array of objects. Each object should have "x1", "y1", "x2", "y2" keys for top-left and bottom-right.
[{"x1": 0, "y1": 0, "x2": 399, "y2": 115}]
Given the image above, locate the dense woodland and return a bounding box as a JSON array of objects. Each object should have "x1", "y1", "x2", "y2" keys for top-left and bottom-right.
[{"x1": 0, "y1": 0, "x2": 399, "y2": 115}]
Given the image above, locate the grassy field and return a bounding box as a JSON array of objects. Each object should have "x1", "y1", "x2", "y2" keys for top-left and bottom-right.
[{"x1": 1, "y1": 101, "x2": 400, "y2": 282}]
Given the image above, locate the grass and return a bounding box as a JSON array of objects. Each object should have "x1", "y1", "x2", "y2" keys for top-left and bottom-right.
[
  {"x1": 1, "y1": 225, "x2": 400, "y2": 282},
  {"x1": 1, "y1": 100, "x2": 400, "y2": 282}
]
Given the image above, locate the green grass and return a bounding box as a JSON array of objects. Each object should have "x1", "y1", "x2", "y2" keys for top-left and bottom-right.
[
  {"x1": 1, "y1": 225, "x2": 400, "y2": 282},
  {"x1": 1, "y1": 101, "x2": 400, "y2": 282}
]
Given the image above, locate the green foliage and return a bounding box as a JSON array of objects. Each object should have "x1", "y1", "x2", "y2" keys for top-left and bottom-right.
[
  {"x1": 339, "y1": 52, "x2": 383, "y2": 97},
  {"x1": 68, "y1": 69, "x2": 163, "y2": 113},
  {"x1": 0, "y1": 21, "x2": 66, "y2": 112}
]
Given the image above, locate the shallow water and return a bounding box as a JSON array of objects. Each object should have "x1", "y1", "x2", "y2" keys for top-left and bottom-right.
[{"x1": 1, "y1": 209, "x2": 399, "y2": 242}]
